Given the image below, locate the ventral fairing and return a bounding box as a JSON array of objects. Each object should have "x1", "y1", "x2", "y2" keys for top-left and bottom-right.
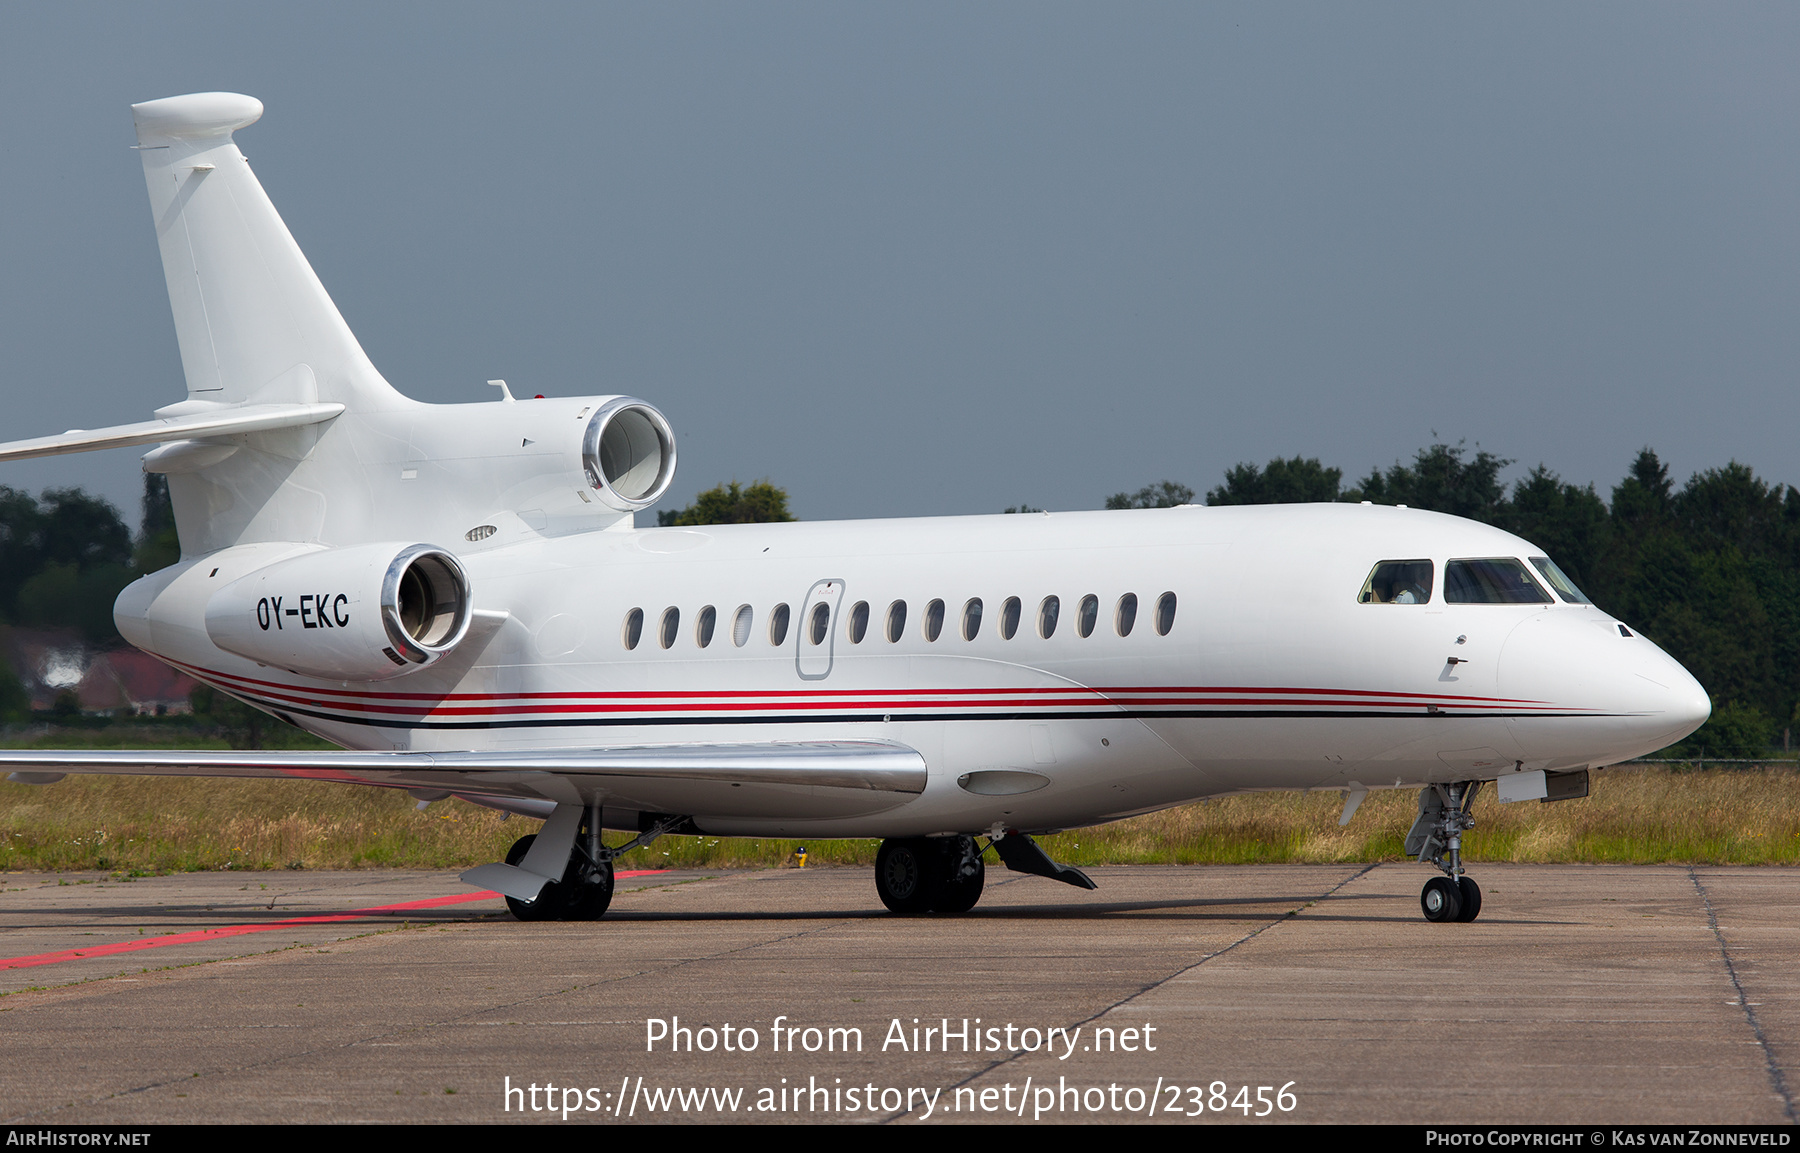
[{"x1": 0, "y1": 94, "x2": 1710, "y2": 924}]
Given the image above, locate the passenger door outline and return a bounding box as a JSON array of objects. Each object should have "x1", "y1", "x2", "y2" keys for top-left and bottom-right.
[{"x1": 796, "y1": 578, "x2": 845, "y2": 680}]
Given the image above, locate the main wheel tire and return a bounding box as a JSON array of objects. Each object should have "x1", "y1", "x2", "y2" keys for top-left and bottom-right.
[
  {"x1": 502, "y1": 833, "x2": 616, "y2": 922},
  {"x1": 567, "y1": 859, "x2": 616, "y2": 921},
  {"x1": 1421, "y1": 876, "x2": 1462, "y2": 922},
  {"x1": 930, "y1": 837, "x2": 985, "y2": 914},
  {"x1": 875, "y1": 838, "x2": 937, "y2": 914},
  {"x1": 502, "y1": 833, "x2": 565, "y2": 922},
  {"x1": 1455, "y1": 875, "x2": 1482, "y2": 923}
]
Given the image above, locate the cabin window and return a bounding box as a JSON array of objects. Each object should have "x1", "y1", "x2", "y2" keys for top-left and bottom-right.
[
  {"x1": 622, "y1": 607, "x2": 644, "y2": 650},
  {"x1": 695, "y1": 605, "x2": 716, "y2": 648},
  {"x1": 1115, "y1": 593, "x2": 1138, "y2": 637},
  {"x1": 848, "y1": 600, "x2": 870, "y2": 643},
  {"x1": 1445, "y1": 558, "x2": 1553, "y2": 604},
  {"x1": 732, "y1": 604, "x2": 754, "y2": 647},
  {"x1": 924, "y1": 599, "x2": 945, "y2": 641},
  {"x1": 999, "y1": 596, "x2": 1021, "y2": 639},
  {"x1": 962, "y1": 598, "x2": 983, "y2": 640},
  {"x1": 659, "y1": 607, "x2": 680, "y2": 649},
  {"x1": 769, "y1": 603, "x2": 791, "y2": 646},
  {"x1": 1359, "y1": 560, "x2": 1434, "y2": 604},
  {"x1": 1038, "y1": 595, "x2": 1060, "y2": 639},
  {"x1": 1530, "y1": 557, "x2": 1592, "y2": 604},
  {"x1": 886, "y1": 600, "x2": 907, "y2": 642},
  {"x1": 1077, "y1": 594, "x2": 1098, "y2": 638},
  {"x1": 1155, "y1": 591, "x2": 1177, "y2": 636},
  {"x1": 809, "y1": 602, "x2": 830, "y2": 644}
]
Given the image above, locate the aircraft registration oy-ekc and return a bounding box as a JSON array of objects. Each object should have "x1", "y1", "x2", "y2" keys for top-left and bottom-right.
[{"x1": 0, "y1": 93, "x2": 1710, "y2": 924}]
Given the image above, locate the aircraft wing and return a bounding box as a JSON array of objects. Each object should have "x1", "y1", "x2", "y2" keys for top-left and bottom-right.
[
  {"x1": 0, "y1": 402, "x2": 345, "y2": 462},
  {"x1": 0, "y1": 740, "x2": 929, "y2": 820}
]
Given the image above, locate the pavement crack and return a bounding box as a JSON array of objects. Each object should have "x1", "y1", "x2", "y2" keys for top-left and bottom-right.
[
  {"x1": 881, "y1": 862, "x2": 1379, "y2": 1123},
  {"x1": 1688, "y1": 865, "x2": 1795, "y2": 1124}
]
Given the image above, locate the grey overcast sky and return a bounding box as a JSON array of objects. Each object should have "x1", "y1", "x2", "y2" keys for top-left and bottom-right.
[{"x1": 3, "y1": 4, "x2": 1798, "y2": 530}]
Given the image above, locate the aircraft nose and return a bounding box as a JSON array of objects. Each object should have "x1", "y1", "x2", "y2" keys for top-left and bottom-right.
[
  {"x1": 1498, "y1": 612, "x2": 1711, "y2": 762},
  {"x1": 1658, "y1": 657, "x2": 1712, "y2": 744}
]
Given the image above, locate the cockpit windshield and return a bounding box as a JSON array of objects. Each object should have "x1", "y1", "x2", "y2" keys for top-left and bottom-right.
[
  {"x1": 1529, "y1": 557, "x2": 1592, "y2": 604},
  {"x1": 1359, "y1": 560, "x2": 1433, "y2": 604},
  {"x1": 1444, "y1": 558, "x2": 1553, "y2": 604}
]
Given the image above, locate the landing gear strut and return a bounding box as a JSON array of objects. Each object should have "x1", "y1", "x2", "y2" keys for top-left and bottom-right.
[{"x1": 1405, "y1": 782, "x2": 1483, "y2": 923}]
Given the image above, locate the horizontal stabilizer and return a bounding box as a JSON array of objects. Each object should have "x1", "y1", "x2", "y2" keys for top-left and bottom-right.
[
  {"x1": 0, "y1": 740, "x2": 927, "y2": 794},
  {"x1": 0, "y1": 402, "x2": 344, "y2": 463}
]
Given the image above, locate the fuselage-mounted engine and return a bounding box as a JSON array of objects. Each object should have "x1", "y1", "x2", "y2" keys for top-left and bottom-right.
[
  {"x1": 582, "y1": 398, "x2": 677, "y2": 512},
  {"x1": 204, "y1": 543, "x2": 473, "y2": 681}
]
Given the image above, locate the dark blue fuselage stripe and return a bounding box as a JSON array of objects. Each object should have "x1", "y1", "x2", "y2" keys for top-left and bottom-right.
[{"x1": 249, "y1": 700, "x2": 1621, "y2": 731}]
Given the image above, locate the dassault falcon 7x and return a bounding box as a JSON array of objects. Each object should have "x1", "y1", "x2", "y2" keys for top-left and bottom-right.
[{"x1": 0, "y1": 93, "x2": 1709, "y2": 924}]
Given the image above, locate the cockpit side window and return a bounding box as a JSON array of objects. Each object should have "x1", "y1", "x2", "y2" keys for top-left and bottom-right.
[
  {"x1": 1444, "y1": 558, "x2": 1554, "y2": 604},
  {"x1": 1359, "y1": 560, "x2": 1434, "y2": 604},
  {"x1": 1530, "y1": 557, "x2": 1592, "y2": 604}
]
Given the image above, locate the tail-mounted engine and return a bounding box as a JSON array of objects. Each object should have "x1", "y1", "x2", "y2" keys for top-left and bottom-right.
[
  {"x1": 204, "y1": 543, "x2": 473, "y2": 681},
  {"x1": 582, "y1": 398, "x2": 677, "y2": 512}
]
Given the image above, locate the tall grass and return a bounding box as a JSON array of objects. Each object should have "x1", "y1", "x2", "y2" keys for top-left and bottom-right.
[
  {"x1": 4, "y1": 766, "x2": 1800, "y2": 873},
  {"x1": 1041, "y1": 767, "x2": 1800, "y2": 866}
]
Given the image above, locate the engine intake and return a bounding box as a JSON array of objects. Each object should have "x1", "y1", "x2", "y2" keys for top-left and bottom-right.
[
  {"x1": 205, "y1": 543, "x2": 473, "y2": 681},
  {"x1": 383, "y1": 546, "x2": 472, "y2": 664},
  {"x1": 582, "y1": 398, "x2": 676, "y2": 511}
]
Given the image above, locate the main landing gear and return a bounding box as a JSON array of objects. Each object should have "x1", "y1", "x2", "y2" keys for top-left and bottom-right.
[
  {"x1": 874, "y1": 831, "x2": 1095, "y2": 915},
  {"x1": 501, "y1": 830, "x2": 614, "y2": 922},
  {"x1": 483, "y1": 804, "x2": 687, "y2": 923},
  {"x1": 875, "y1": 836, "x2": 985, "y2": 914},
  {"x1": 1405, "y1": 781, "x2": 1483, "y2": 923}
]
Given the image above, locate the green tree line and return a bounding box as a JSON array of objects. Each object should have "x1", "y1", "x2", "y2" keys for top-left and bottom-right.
[{"x1": 0, "y1": 476, "x2": 178, "y2": 721}]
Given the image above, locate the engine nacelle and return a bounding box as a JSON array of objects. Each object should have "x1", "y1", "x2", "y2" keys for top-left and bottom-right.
[
  {"x1": 582, "y1": 398, "x2": 677, "y2": 512},
  {"x1": 205, "y1": 543, "x2": 473, "y2": 681}
]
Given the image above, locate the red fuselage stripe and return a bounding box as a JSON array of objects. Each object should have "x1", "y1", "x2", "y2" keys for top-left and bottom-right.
[{"x1": 166, "y1": 658, "x2": 1546, "y2": 707}]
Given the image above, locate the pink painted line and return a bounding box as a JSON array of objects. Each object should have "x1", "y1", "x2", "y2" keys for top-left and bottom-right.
[{"x1": 0, "y1": 870, "x2": 670, "y2": 972}]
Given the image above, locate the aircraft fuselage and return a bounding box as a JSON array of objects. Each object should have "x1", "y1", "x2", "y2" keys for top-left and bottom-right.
[{"x1": 115, "y1": 497, "x2": 1709, "y2": 839}]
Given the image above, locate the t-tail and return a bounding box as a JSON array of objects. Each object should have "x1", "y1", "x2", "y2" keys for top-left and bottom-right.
[
  {"x1": 0, "y1": 92, "x2": 677, "y2": 679},
  {"x1": 0, "y1": 92, "x2": 677, "y2": 560},
  {"x1": 133, "y1": 92, "x2": 401, "y2": 412}
]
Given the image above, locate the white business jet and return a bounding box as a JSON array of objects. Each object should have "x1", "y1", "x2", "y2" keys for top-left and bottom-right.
[{"x1": 0, "y1": 94, "x2": 1709, "y2": 924}]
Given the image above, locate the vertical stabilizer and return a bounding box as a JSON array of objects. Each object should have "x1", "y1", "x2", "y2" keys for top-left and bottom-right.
[{"x1": 132, "y1": 93, "x2": 401, "y2": 410}]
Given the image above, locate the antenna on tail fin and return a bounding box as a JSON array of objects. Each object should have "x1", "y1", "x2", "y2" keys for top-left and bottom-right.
[{"x1": 131, "y1": 92, "x2": 401, "y2": 411}]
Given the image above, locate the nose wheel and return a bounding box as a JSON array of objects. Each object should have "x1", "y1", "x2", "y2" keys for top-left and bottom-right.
[
  {"x1": 1406, "y1": 782, "x2": 1485, "y2": 923},
  {"x1": 1421, "y1": 875, "x2": 1459, "y2": 921},
  {"x1": 1420, "y1": 875, "x2": 1481, "y2": 923},
  {"x1": 1456, "y1": 875, "x2": 1482, "y2": 921}
]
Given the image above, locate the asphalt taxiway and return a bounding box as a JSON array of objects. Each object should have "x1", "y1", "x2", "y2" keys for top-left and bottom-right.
[{"x1": 1, "y1": 863, "x2": 1794, "y2": 1124}]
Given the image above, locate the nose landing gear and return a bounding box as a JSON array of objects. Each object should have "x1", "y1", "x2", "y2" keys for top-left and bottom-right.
[{"x1": 1406, "y1": 781, "x2": 1484, "y2": 923}]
